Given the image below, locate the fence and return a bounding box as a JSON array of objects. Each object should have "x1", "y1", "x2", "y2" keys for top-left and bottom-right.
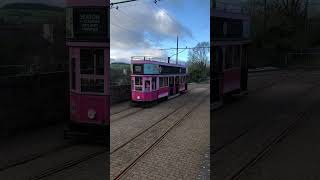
[{"x1": 286, "y1": 52, "x2": 320, "y2": 68}]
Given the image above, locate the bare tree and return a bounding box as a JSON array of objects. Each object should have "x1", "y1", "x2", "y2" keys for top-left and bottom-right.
[{"x1": 187, "y1": 42, "x2": 210, "y2": 81}]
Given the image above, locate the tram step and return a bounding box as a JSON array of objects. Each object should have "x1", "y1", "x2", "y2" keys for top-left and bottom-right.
[
  {"x1": 168, "y1": 94, "x2": 180, "y2": 100},
  {"x1": 211, "y1": 101, "x2": 223, "y2": 111}
]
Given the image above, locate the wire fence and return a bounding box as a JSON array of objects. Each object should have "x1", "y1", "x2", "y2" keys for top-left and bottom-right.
[{"x1": 286, "y1": 52, "x2": 320, "y2": 67}]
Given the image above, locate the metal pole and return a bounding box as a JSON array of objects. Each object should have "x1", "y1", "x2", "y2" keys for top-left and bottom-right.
[
  {"x1": 305, "y1": 0, "x2": 309, "y2": 48},
  {"x1": 176, "y1": 35, "x2": 178, "y2": 64}
]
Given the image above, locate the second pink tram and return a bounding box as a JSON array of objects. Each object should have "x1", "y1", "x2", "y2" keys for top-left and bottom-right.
[{"x1": 131, "y1": 56, "x2": 187, "y2": 104}]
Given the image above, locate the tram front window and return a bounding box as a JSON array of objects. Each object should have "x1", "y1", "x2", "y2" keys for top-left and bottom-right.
[
  {"x1": 80, "y1": 49, "x2": 94, "y2": 74},
  {"x1": 80, "y1": 48, "x2": 105, "y2": 93},
  {"x1": 95, "y1": 49, "x2": 104, "y2": 75},
  {"x1": 135, "y1": 77, "x2": 142, "y2": 91},
  {"x1": 81, "y1": 79, "x2": 104, "y2": 93}
]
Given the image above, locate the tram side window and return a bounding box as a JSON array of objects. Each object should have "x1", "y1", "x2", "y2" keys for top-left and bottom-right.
[
  {"x1": 159, "y1": 77, "x2": 164, "y2": 87},
  {"x1": 71, "y1": 58, "x2": 76, "y2": 90},
  {"x1": 175, "y1": 76, "x2": 179, "y2": 84},
  {"x1": 225, "y1": 46, "x2": 233, "y2": 69},
  {"x1": 164, "y1": 77, "x2": 168, "y2": 86},
  {"x1": 145, "y1": 80, "x2": 151, "y2": 91},
  {"x1": 233, "y1": 46, "x2": 241, "y2": 67},
  {"x1": 152, "y1": 77, "x2": 156, "y2": 90}
]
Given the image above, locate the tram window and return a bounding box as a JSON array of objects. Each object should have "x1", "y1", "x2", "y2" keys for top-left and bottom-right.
[
  {"x1": 225, "y1": 46, "x2": 233, "y2": 69},
  {"x1": 81, "y1": 78, "x2": 104, "y2": 93},
  {"x1": 169, "y1": 77, "x2": 173, "y2": 84},
  {"x1": 152, "y1": 77, "x2": 156, "y2": 90},
  {"x1": 95, "y1": 49, "x2": 104, "y2": 75},
  {"x1": 159, "y1": 77, "x2": 164, "y2": 87},
  {"x1": 131, "y1": 80, "x2": 134, "y2": 90},
  {"x1": 71, "y1": 58, "x2": 76, "y2": 90},
  {"x1": 81, "y1": 78, "x2": 94, "y2": 92},
  {"x1": 80, "y1": 49, "x2": 94, "y2": 74},
  {"x1": 135, "y1": 86, "x2": 142, "y2": 91},
  {"x1": 133, "y1": 64, "x2": 143, "y2": 74},
  {"x1": 233, "y1": 46, "x2": 241, "y2": 67},
  {"x1": 95, "y1": 79, "x2": 104, "y2": 93},
  {"x1": 164, "y1": 77, "x2": 168, "y2": 86},
  {"x1": 145, "y1": 80, "x2": 151, "y2": 91},
  {"x1": 135, "y1": 77, "x2": 142, "y2": 85},
  {"x1": 175, "y1": 76, "x2": 179, "y2": 84}
]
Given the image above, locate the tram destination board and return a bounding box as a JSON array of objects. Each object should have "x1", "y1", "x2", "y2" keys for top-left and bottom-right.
[
  {"x1": 67, "y1": 7, "x2": 107, "y2": 41},
  {"x1": 132, "y1": 64, "x2": 186, "y2": 75}
]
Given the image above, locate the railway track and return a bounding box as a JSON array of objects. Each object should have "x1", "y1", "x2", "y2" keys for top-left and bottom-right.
[
  {"x1": 213, "y1": 72, "x2": 320, "y2": 180},
  {"x1": 229, "y1": 108, "x2": 313, "y2": 180},
  {"x1": 2, "y1": 85, "x2": 207, "y2": 180},
  {"x1": 110, "y1": 86, "x2": 199, "y2": 124},
  {"x1": 28, "y1": 146, "x2": 108, "y2": 180},
  {"x1": 113, "y1": 90, "x2": 210, "y2": 180},
  {"x1": 214, "y1": 76, "x2": 320, "y2": 155},
  {"x1": 0, "y1": 143, "x2": 75, "y2": 172},
  {"x1": 110, "y1": 86, "x2": 209, "y2": 153}
]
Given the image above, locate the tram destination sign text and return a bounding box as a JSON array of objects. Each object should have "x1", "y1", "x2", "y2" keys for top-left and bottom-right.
[{"x1": 72, "y1": 8, "x2": 107, "y2": 41}]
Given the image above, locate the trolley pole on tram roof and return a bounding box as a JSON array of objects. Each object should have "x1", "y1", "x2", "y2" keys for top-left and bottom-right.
[
  {"x1": 263, "y1": 0, "x2": 267, "y2": 44},
  {"x1": 176, "y1": 35, "x2": 179, "y2": 64},
  {"x1": 304, "y1": 0, "x2": 309, "y2": 48}
]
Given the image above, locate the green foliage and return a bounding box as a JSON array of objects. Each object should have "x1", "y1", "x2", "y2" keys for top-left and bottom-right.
[
  {"x1": 187, "y1": 42, "x2": 210, "y2": 82},
  {"x1": 110, "y1": 63, "x2": 131, "y2": 85},
  {"x1": 243, "y1": 0, "x2": 320, "y2": 67}
]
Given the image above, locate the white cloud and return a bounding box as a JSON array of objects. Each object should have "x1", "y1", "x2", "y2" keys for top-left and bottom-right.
[{"x1": 110, "y1": 0, "x2": 193, "y2": 63}]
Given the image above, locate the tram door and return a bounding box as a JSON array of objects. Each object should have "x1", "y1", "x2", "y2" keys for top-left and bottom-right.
[
  {"x1": 212, "y1": 46, "x2": 223, "y2": 102},
  {"x1": 169, "y1": 76, "x2": 174, "y2": 96}
]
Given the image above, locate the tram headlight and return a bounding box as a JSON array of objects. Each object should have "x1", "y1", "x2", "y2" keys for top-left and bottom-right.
[
  {"x1": 88, "y1": 109, "x2": 96, "y2": 120},
  {"x1": 137, "y1": 96, "x2": 140, "y2": 100}
]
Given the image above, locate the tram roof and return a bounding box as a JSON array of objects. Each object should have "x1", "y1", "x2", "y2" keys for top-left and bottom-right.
[{"x1": 131, "y1": 56, "x2": 186, "y2": 68}]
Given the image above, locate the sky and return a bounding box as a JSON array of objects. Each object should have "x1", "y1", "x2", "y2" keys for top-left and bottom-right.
[{"x1": 110, "y1": 0, "x2": 210, "y2": 64}]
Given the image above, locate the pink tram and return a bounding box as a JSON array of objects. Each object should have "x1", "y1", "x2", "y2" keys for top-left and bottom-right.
[
  {"x1": 64, "y1": 0, "x2": 109, "y2": 140},
  {"x1": 131, "y1": 56, "x2": 188, "y2": 104},
  {"x1": 211, "y1": 2, "x2": 251, "y2": 108}
]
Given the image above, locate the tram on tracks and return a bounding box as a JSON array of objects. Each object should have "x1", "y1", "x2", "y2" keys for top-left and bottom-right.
[
  {"x1": 64, "y1": 0, "x2": 109, "y2": 141},
  {"x1": 130, "y1": 56, "x2": 188, "y2": 105},
  {"x1": 211, "y1": 1, "x2": 251, "y2": 108}
]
